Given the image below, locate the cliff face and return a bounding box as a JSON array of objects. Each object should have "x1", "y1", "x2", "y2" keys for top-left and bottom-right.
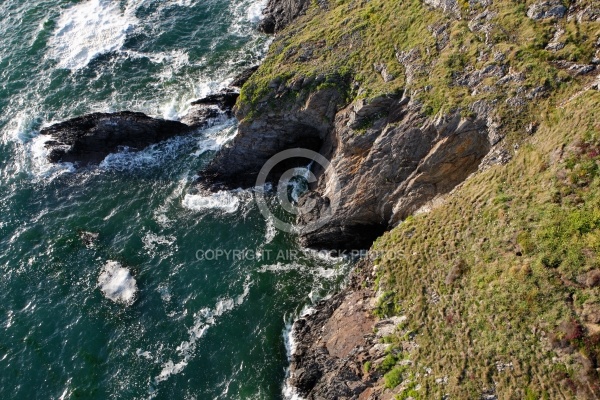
[
  {"x1": 204, "y1": 0, "x2": 599, "y2": 251},
  {"x1": 202, "y1": 0, "x2": 600, "y2": 398},
  {"x1": 298, "y1": 97, "x2": 491, "y2": 249}
]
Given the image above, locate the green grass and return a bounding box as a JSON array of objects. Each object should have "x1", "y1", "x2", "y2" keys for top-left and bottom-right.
[
  {"x1": 372, "y1": 92, "x2": 600, "y2": 398},
  {"x1": 238, "y1": 0, "x2": 598, "y2": 128}
]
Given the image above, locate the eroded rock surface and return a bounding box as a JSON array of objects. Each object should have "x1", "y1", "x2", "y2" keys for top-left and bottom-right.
[
  {"x1": 200, "y1": 87, "x2": 491, "y2": 250},
  {"x1": 299, "y1": 96, "x2": 491, "y2": 250}
]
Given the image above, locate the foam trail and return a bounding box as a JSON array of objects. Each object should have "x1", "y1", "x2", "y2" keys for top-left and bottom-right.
[
  {"x1": 49, "y1": 0, "x2": 138, "y2": 70},
  {"x1": 182, "y1": 191, "x2": 240, "y2": 214},
  {"x1": 154, "y1": 280, "x2": 252, "y2": 384},
  {"x1": 282, "y1": 306, "x2": 315, "y2": 400},
  {"x1": 28, "y1": 135, "x2": 76, "y2": 180},
  {"x1": 229, "y1": 0, "x2": 268, "y2": 36},
  {"x1": 191, "y1": 125, "x2": 238, "y2": 156}
]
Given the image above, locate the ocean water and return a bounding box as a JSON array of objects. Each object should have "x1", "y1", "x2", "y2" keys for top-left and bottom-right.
[{"x1": 0, "y1": 1, "x2": 349, "y2": 398}]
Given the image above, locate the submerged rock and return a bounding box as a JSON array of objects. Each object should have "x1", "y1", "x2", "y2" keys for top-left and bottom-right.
[
  {"x1": 40, "y1": 111, "x2": 191, "y2": 166},
  {"x1": 79, "y1": 230, "x2": 99, "y2": 248}
]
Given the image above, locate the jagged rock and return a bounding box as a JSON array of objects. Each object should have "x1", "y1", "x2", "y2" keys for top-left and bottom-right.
[
  {"x1": 572, "y1": 5, "x2": 600, "y2": 23},
  {"x1": 422, "y1": 0, "x2": 460, "y2": 18},
  {"x1": 287, "y1": 263, "x2": 379, "y2": 399},
  {"x1": 198, "y1": 81, "x2": 344, "y2": 190},
  {"x1": 468, "y1": 10, "x2": 497, "y2": 45},
  {"x1": 182, "y1": 89, "x2": 242, "y2": 128},
  {"x1": 373, "y1": 62, "x2": 395, "y2": 82},
  {"x1": 299, "y1": 97, "x2": 491, "y2": 250},
  {"x1": 546, "y1": 28, "x2": 566, "y2": 51},
  {"x1": 454, "y1": 63, "x2": 507, "y2": 88},
  {"x1": 200, "y1": 81, "x2": 491, "y2": 250},
  {"x1": 527, "y1": 1, "x2": 567, "y2": 20},
  {"x1": 180, "y1": 107, "x2": 221, "y2": 128},
  {"x1": 258, "y1": 0, "x2": 313, "y2": 34},
  {"x1": 40, "y1": 112, "x2": 191, "y2": 166},
  {"x1": 429, "y1": 22, "x2": 450, "y2": 51},
  {"x1": 190, "y1": 89, "x2": 239, "y2": 111},
  {"x1": 229, "y1": 65, "x2": 259, "y2": 88},
  {"x1": 396, "y1": 48, "x2": 424, "y2": 85},
  {"x1": 554, "y1": 61, "x2": 597, "y2": 77}
]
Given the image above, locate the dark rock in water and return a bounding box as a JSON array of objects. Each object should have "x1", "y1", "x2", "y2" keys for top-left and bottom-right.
[
  {"x1": 180, "y1": 106, "x2": 221, "y2": 128},
  {"x1": 197, "y1": 80, "x2": 344, "y2": 190},
  {"x1": 183, "y1": 89, "x2": 240, "y2": 129},
  {"x1": 40, "y1": 112, "x2": 191, "y2": 166},
  {"x1": 79, "y1": 231, "x2": 99, "y2": 248},
  {"x1": 229, "y1": 66, "x2": 259, "y2": 88},
  {"x1": 190, "y1": 90, "x2": 239, "y2": 112},
  {"x1": 258, "y1": 0, "x2": 313, "y2": 34}
]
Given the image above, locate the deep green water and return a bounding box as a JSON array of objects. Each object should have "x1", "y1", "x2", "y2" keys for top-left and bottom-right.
[{"x1": 0, "y1": 1, "x2": 348, "y2": 398}]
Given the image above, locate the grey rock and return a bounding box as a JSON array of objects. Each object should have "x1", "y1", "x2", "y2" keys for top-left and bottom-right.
[
  {"x1": 258, "y1": 0, "x2": 315, "y2": 34},
  {"x1": 423, "y1": 0, "x2": 461, "y2": 18},
  {"x1": 229, "y1": 65, "x2": 259, "y2": 88},
  {"x1": 527, "y1": 1, "x2": 567, "y2": 20}
]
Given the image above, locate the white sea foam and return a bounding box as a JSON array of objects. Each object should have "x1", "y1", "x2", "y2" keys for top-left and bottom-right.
[
  {"x1": 28, "y1": 135, "x2": 76, "y2": 180},
  {"x1": 282, "y1": 305, "x2": 316, "y2": 400},
  {"x1": 265, "y1": 217, "x2": 276, "y2": 243},
  {"x1": 97, "y1": 261, "x2": 138, "y2": 305},
  {"x1": 154, "y1": 280, "x2": 252, "y2": 384},
  {"x1": 49, "y1": 0, "x2": 139, "y2": 70},
  {"x1": 191, "y1": 125, "x2": 238, "y2": 156},
  {"x1": 169, "y1": 0, "x2": 195, "y2": 7},
  {"x1": 142, "y1": 232, "x2": 177, "y2": 257},
  {"x1": 229, "y1": 0, "x2": 268, "y2": 35},
  {"x1": 258, "y1": 262, "x2": 344, "y2": 280},
  {"x1": 182, "y1": 191, "x2": 240, "y2": 214}
]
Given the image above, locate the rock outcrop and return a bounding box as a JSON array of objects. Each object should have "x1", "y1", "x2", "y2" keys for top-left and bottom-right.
[
  {"x1": 198, "y1": 82, "x2": 344, "y2": 189},
  {"x1": 200, "y1": 86, "x2": 492, "y2": 250},
  {"x1": 287, "y1": 261, "x2": 416, "y2": 399},
  {"x1": 41, "y1": 112, "x2": 192, "y2": 166},
  {"x1": 258, "y1": 0, "x2": 314, "y2": 34},
  {"x1": 41, "y1": 66, "x2": 259, "y2": 166},
  {"x1": 298, "y1": 96, "x2": 491, "y2": 250}
]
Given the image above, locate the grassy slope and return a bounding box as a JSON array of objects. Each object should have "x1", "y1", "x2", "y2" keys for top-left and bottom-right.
[
  {"x1": 374, "y1": 92, "x2": 600, "y2": 398},
  {"x1": 240, "y1": 0, "x2": 597, "y2": 123},
  {"x1": 238, "y1": 0, "x2": 600, "y2": 397}
]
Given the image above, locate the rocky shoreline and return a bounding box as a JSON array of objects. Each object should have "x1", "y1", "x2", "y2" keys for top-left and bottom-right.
[{"x1": 285, "y1": 260, "x2": 422, "y2": 400}]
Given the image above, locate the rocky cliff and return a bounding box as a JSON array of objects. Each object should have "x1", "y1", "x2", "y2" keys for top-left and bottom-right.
[{"x1": 200, "y1": 0, "x2": 600, "y2": 398}]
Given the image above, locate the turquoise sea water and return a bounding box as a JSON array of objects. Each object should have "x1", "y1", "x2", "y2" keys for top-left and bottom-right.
[{"x1": 0, "y1": 1, "x2": 348, "y2": 398}]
